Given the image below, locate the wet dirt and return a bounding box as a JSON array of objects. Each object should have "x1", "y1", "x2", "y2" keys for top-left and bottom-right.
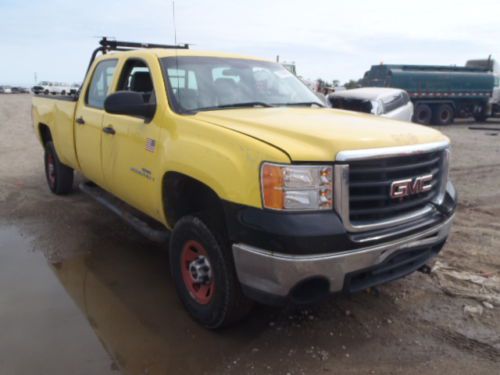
[{"x1": 0, "y1": 95, "x2": 499, "y2": 374}]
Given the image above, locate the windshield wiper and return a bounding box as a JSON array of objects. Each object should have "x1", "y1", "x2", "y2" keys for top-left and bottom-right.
[
  {"x1": 278, "y1": 102, "x2": 325, "y2": 108},
  {"x1": 195, "y1": 102, "x2": 274, "y2": 112}
]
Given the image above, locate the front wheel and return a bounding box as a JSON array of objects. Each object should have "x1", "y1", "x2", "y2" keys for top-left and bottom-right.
[
  {"x1": 169, "y1": 215, "x2": 252, "y2": 329},
  {"x1": 44, "y1": 141, "x2": 74, "y2": 194},
  {"x1": 413, "y1": 103, "x2": 432, "y2": 125}
]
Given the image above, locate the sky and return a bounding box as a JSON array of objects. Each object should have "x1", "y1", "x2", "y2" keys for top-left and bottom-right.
[{"x1": 1, "y1": 0, "x2": 499, "y2": 86}]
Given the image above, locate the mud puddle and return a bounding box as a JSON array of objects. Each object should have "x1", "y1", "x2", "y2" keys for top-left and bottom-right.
[
  {"x1": 45, "y1": 234, "x2": 267, "y2": 375},
  {"x1": 0, "y1": 226, "x2": 117, "y2": 375},
  {"x1": 0, "y1": 223, "x2": 275, "y2": 375}
]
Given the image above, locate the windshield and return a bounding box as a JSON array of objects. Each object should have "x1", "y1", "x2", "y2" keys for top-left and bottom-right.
[
  {"x1": 160, "y1": 56, "x2": 323, "y2": 113},
  {"x1": 329, "y1": 97, "x2": 373, "y2": 114}
]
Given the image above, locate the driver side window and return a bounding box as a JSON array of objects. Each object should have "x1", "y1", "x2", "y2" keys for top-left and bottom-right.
[{"x1": 116, "y1": 59, "x2": 156, "y2": 103}]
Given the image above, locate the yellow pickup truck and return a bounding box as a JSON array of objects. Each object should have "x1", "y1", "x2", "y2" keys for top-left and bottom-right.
[{"x1": 32, "y1": 38, "x2": 457, "y2": 328}]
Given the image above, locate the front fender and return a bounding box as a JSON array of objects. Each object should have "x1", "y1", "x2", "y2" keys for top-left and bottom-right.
[{"x1": 160, "y1": 116, "x2": 290, "y2": 209}]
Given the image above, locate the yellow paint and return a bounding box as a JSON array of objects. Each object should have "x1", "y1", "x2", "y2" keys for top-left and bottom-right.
[
  {"x1": 32, "y1": 49, "x2": 448, "y2": 229},
  {"x1": 195, "y1": 107, "x2": 448, "y2": 161}
]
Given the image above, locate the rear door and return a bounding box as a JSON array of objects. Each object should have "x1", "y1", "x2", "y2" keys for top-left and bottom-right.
[{"x1": 75, "y1": 59, "x2": 118, "y2": 186}]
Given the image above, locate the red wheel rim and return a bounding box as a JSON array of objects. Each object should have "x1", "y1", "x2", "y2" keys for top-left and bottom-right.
[
  {"x1": 47, "y1": 153, "x2": 56, "y2": 188},
  {"x1": 180, "y1": 240, "x2": 215, "y2": 305}
]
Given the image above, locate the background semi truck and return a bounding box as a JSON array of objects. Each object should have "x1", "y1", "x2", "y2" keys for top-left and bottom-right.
[{"x1": 361, "y1": 58, "x2": 500, "y2": 125}]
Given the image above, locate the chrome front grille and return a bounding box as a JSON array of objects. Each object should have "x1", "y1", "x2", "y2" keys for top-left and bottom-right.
[
  {"x1": 348, "y1": 151, "x2": 442, "y2": 222},
  {"x1": 334, "y1": 142, "x2": 449, "y2": 233}
]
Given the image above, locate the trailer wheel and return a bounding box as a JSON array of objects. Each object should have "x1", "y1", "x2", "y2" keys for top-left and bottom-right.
[
  {"x1": 432, "y1": 104, "x2": 454, "y2": 125},
  {"x1": 170, "y1": 214, "x2": 252, "y2": 329},
  {"x1": 413, "y1": 104, "x2": 432, "y2": 125},
  {"x1": 44, "y1": 141, "x2": 74, "y2": 195}
]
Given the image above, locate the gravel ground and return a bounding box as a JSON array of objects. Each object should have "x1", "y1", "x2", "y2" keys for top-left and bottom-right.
[{"x1": 0, "y1": 94, "x2": 499, "y2": 375}]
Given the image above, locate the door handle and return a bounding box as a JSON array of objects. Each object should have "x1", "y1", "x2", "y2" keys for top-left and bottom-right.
[
  {"x1": 103, "y1": 126, "x2": 116, "y2": 135},
  {"x1": 76, "y1": 116, "x2": 85, "y2": 125}
]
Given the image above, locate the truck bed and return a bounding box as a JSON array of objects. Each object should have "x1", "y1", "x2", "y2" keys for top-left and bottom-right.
[{"x1": 32, "y1": 95, "x2": 79, "y2": 170}]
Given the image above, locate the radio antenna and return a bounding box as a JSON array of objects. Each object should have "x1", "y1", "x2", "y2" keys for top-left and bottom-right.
[
  {"x1": 172, "y1": 1, "x2": 177, "y2": 45},
  {"x1": 172, "y1": 0, "x2": 181, "y2": 102}
]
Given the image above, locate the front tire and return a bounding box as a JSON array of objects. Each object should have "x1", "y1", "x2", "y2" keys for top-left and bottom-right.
[
  {"x1": 413, "y1": 103, "x2": 432, "y2": 125},
  {"x1": 44, "y1": 141, "x2": 74, "y2": 194},
  {"x1": 169, "y1": 215, "x2": 252, "y2": 329}
]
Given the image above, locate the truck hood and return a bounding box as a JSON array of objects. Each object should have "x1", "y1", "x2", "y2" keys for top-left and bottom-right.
[{"x1": 195, "y1": 107, "x2": 448, "y2": 161}]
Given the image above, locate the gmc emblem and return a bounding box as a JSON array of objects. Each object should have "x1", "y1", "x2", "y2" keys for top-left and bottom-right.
[{"x1": 390, "y1": 174, "x2": 433, "y2": 198}]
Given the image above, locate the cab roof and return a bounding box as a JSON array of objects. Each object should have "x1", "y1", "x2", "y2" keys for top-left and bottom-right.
[{"x1": 98, "y1": 48, "x2": 268, "y2": 62}]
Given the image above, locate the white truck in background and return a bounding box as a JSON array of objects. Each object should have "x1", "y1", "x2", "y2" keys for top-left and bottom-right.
[
  {"x1": 31, "y1": 81, "x2": 73, "y2": 96},
  {"x1": 328, "y1": 88, "x2": 414, "y2": 122}
]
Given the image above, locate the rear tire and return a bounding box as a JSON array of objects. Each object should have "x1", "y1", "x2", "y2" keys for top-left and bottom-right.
[
  {"x1": 44, "y1": 141, "x2": 74, "y2": 194},
  {"x1": 413, "y1": 104, "x2": 432, "y2": 125},
  {"x1": 169, "y1": 214, "x2": 252, "y2": 329},
  {"x1": 432, "y1": 104, "x2": 454, "y2": 125}
]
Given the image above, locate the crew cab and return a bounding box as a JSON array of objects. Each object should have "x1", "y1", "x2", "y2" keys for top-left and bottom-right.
[{"x1": 32, "y1": 39, "x2": 457, "y2": 328}]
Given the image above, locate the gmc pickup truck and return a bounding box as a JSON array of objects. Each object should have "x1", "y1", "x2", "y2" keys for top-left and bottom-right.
[{"x1": 32, "y1": 39, "x2": 457, "y2": 328}]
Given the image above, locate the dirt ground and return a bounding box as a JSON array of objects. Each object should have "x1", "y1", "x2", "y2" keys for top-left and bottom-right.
[{"x1": 0, "y1": 94, "x2": 499, "y2": 375}]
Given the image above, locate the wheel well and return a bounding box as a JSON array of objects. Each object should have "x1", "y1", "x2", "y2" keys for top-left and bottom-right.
[
  {"x1": 38, "y1": 124, "x2": 52, "y2": 145},
  {"x1": 162, "y1": 172, "x2": 226, "y2": 231}
]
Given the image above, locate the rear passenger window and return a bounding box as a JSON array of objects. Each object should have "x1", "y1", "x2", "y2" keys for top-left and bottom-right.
[{"x1": 86, "y1": 59, "x2": 117, "y2": 109}]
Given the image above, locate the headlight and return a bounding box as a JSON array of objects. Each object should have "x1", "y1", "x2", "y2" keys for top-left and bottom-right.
[{"x1": 261, "y1": 163, "x2": 333, "y2": 211}]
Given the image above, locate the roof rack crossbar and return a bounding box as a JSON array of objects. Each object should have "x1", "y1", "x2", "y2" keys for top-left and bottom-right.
[
  {"x1": 85, "y1": 37, "x2": 189, "y2": 76},
  {"x1": 99, "y1": 37, "x2": 189, "y2": 52}
]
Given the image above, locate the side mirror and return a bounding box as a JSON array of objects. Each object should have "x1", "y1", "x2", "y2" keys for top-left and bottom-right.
[{"x1": 104, "y1": 91, "x2": 156, "y2": 120}]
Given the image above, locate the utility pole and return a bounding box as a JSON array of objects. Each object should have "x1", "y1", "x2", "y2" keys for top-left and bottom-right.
[{"x1": 34, "y1": 72, "x2": 37, "y2": 84}]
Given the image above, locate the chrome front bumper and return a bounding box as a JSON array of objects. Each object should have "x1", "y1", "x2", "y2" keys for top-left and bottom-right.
[{"x1": 232, "y1": 214, "x2": 454, "y2": 299}]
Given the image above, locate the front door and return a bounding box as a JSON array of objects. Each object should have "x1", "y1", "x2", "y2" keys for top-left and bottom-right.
[
  {"x1": 101, "y1": 58, "x2": 161, "y2": 218},
  {"x1": 75, "y1": 59, "x2": 118, "y2": 186}
]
